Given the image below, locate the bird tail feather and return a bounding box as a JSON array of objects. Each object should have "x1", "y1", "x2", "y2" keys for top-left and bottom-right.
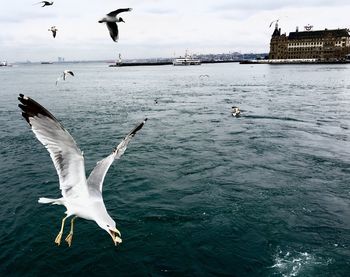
[{"x1": 38, "y1": 197, "x2": 61, "y2": 205}]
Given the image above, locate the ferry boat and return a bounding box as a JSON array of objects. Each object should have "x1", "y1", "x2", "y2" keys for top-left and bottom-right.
[
  {"x1": 0, "y1": 61, "x2": 8, "y2": 66},
  {"x1": 173, "y1": 51, "x2": 201, "y2": 66}
]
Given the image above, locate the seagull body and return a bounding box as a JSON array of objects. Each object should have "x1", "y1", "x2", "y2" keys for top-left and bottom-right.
[
  {"x1": 98, "y1": 8, "x2": 132, "y2": 42},
  {"x1": 34, "y1": 1, "x2": 54, "y2": 7},
  {"x1": 62, "y1": 70, "x2": 74, "y2": 80},
  {"x1": 231, "y1": 106, "x2": 241, "y2": 117},
  {"x1": 48, "y1": 26, "x2": 57, "y2": 38},
  {"x1": 18, "y1": 94, "x2": 147, "y2": 246},
  {"x1": 56, "y1": 70, "x2": 74, "y2": 85}
]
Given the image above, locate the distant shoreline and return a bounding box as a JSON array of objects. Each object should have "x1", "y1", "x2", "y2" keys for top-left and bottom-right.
[
  {"x1": 240, "y1": 59, "x2": 350, "y2": 65},
  {"x1": 109, "y1": 60, "x2": 241, "y2": 67}
]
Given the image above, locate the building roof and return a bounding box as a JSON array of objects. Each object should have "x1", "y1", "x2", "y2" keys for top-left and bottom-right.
[
  {"x1": 288, "y1": 29, "x2": 350, "y2": 40},
  {"x1": 272, "y1": 27, "x2": 280, "y2": 37}
]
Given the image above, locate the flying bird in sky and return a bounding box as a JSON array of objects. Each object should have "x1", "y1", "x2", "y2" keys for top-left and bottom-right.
[
  {"x1": 56, "y1": 70, "x2": 74, "y2": 85},
  {"x1": 98, "y1": 8, "x2": 132, "y2": 42},
  {"x1": 34, "y1": 1, "x2": 54, "y2": 7},
  {"x1": 48, "y1": 26, "x2": 58, "y2": 38},
  {"x1": 269, "y1": 19, "x2": 279, "y2": 28},
  {"x1": 18, "y1": 94, "x2": 147, "y2": 247}
]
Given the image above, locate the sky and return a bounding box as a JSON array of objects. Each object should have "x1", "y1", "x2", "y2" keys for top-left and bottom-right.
[{"x1": 1, "y1": 0, "x2": 350, "y2": 62}]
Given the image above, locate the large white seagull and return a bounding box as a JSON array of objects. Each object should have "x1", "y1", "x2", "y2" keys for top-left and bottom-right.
[{"x1": 18, "y1": 94, "x2": 147, "y2": 246}]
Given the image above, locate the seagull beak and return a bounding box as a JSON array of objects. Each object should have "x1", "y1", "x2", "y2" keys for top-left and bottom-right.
[
  {"x1": 108, "y1": 228, "x2": 122, "y2": 246},
  {"x1": 120, "y1": 19, "x2": 125, "y2": 23}
]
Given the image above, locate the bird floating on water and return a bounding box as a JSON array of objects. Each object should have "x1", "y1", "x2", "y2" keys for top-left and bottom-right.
[
  {"x1": 98, "y1": 8, "x2": 132, "y2": 42},
  {"x1": 34, "y1": 1, "x2": 54, "y2": 7},
  {"x1": 18, "y1": 94, "x2": 147, "y2": 247},
  {"x1": 231, "y1": 106, "x2": 241, "y2": 117},
  {"x1": 56, "y1": 70, "x2": 74, "y2": 85},
  {"x1": 48, "y1": 26, "x2": 58, "y2": 38}
]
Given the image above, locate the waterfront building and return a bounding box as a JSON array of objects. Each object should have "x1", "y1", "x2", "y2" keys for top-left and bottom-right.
[{"x1": 269, "y1": 23, "x2": 350, "y2": 61}]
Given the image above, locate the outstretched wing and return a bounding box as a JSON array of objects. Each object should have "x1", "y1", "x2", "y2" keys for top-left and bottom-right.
[
  {"x1": 32, "y1": 1, "x2": 44, "y2": 5},
  {"x1": 18, "y1": 94, "x2": 88, "y2": 199},
  {"x1": 107, "y1": 8, "x2": 132, "y2": 17},
  {"x1": 55, "y1": 74, "x2": 62, "y2": 85},
  {"x1": 87, "y1": 119, "x2": 147, "y2": 196},
  {"x1": 106, "y1": 22, "x2": 119, "y2": 42},
  {"x1": 67, "y1": 71, "x2": 74, "y2": 77}
]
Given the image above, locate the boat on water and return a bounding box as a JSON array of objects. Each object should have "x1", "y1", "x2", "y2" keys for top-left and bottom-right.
[
  {"x1": 41, "y1": 61, "x2": 53, "y2": 64},
  {"x1": 0, "y1": 61, "x2": 8, "y2": 66},
  {"x1": 173, "y1": 51, "x2": 201, "y2": 66}
]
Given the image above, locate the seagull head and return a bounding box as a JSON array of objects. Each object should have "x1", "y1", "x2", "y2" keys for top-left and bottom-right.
[
  {"x1": 119, "y1": 17, "x2": 125, "y2": 23},
  {"x1": 107, "y1": 225, "x2": 122, "y2": 246},
  {"x1": 97, "y1": 218, "x2": 122, "y2": 246}
]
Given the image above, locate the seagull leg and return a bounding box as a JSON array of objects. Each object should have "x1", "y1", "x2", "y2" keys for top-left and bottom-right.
[
  {"x1": 55, "y1": 215, "x2": 68, "y2": 246},
  {"x1": 65, "y1": 216, "x2": 77, "y2": 247}
]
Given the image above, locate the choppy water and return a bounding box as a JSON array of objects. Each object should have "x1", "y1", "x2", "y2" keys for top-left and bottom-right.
[{"x1": 1, "y1": 62, "x2": 350, "y2": 276}]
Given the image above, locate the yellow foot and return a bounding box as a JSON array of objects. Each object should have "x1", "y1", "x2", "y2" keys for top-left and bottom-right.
[
  {"x1": 65, "y1": 233, "x2": 73, "y2": 247},
  {"x1": 55, "y1": 231, "x2": 63, "y2": 246}
]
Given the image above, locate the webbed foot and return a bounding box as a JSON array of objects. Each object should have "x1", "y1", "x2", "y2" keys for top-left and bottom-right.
[
  {"x1": 65, "y1": 233, "x2": 73, "y2": 247},
  {"x1": 55, "y1": 231, "x2": 63, "y2": 246}
]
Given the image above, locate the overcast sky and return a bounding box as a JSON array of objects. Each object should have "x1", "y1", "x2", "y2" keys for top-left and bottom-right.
[{"x1": 1, "y1": 0, "x2": 349, "y2": 62}]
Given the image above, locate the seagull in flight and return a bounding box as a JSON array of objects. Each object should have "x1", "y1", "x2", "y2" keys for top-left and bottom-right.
[
  {"x1": 98, "y1": 8, "x2": 132, "y2": 42},
  {"x1": 18, "y1": 94, "x2": 147, "y2": 246},
  {"x1": 48, "y1": 26, "x2": 58, "y2": 38},
  {"x1": 269, "y1": 19, "x2": 279, "y2": 28},
  {"x1": 56, "y1": 70, "x2": 74, "y2": 85},
  {"x1": 34, "y1": 1, "x2": 54, "y2": 7}
]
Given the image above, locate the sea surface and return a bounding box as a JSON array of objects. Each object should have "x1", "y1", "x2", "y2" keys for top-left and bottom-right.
[{"x1": 0, "y1": 62, "x2": 350, "y2": 276}]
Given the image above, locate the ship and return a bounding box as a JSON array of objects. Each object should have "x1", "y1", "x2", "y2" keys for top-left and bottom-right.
[
  {"x1": 0, "y1": 61, "x2": 8, "y2": 66},
  {"x1": 173, "y1": 51, "x2": 201, "y2": 66}
]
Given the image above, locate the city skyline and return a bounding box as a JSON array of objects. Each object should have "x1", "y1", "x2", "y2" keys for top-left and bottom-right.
[{"x1": 1, "y1": 0, "x2": 350, "y2": 62}]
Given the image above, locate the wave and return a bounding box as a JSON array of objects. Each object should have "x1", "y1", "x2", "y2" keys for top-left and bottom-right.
[
  {"x1": 243, "y1": 115, "x2": 305, "y2": 122},
  {"x1": 270, "y1": 248, "x2": 333, "y2": 277}
]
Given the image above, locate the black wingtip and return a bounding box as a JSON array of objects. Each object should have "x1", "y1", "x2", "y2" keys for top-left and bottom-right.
[
  {"x1": 18, "y1": 94, "x2": 60, "y2": 128},
  {"x1": 129, "y1": 119, "x2": 147, "y2": 137}
]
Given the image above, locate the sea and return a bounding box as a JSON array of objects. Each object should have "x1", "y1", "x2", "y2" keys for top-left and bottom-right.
[{"x1": 0, "y1": 62, "x2": 350, "y2": 276}]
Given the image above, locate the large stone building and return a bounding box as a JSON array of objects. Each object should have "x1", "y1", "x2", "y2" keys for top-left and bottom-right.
[{"x1": 269, "y1": 23, "x2": 350, "y2": 61}]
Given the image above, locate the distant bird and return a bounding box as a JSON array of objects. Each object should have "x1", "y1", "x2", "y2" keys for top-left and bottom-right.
[
  {"x1": 18, "y1": 94, "x2": 147, "y2": 247},
  {"x1": 269, "y1": 19, "x2": 279, "y2": 28},
  {"x1": 154, "y1": 99, "x2": 158, "y2": 104},
  {"x1": 34, "y1": 1, "x2": 54, "y2": 7},
  {"x1": 56, "y1": 70, "x2": 74, "y2": 85},
  {"x1": 231, "y1": 106, "x2": 241, "y2": 117},
  {"x1": 48, "y1": 26, "x2": 58, "y2": 38},
  {"x1": 98, "y1": 8, "x2": 132, "y2": 42}
]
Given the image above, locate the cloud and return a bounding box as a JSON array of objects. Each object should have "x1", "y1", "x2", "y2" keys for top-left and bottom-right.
[
  {"x1": 1, "y1": 0, "x2": 350, "y2": 62},
  {"x1": 143, "y1": 7, "x2": 176, "y2": 15},
  {"x1": 211, "y1": 0, "x2": 350, "y2": 12}
]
